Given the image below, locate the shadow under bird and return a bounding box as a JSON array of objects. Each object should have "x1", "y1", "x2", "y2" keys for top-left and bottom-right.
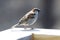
[{"x1": 11, "y1": 8, "x2": 40, "y2": 30}]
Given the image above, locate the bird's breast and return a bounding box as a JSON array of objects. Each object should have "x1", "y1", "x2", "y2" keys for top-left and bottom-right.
[{"x1": 27, "y1": 12, "x2": 38, "y2": 25}]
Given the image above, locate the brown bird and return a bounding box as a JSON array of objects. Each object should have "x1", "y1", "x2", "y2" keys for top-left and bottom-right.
[{"x1": 11, "y1": 8, "x2": 40, "y2": 29}]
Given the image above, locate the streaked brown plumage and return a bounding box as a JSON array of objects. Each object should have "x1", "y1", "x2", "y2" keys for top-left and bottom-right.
[{"x1": 11, "y1": 8, "x2": 40, "y2": 29}]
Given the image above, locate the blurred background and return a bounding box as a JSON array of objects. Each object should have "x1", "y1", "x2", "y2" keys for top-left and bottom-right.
[{"x1": 0, "y1": 0, "x2": 60, "y2": 31}]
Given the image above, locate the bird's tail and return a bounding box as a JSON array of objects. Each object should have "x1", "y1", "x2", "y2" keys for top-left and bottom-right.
[
  {"x1": 11, "y1": 23, "x2": 34, "y2": 30},
  {"x1": 11, "y1": 23, "x2": 19, "y2": 28}
]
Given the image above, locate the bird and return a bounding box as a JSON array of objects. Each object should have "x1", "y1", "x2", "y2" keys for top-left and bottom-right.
[{"x1": 11, "y1": 8, "x2": 40, "y2": 29}]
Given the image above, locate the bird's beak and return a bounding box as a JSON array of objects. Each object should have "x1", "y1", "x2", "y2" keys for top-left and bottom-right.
[
  {"x1": 38, "y1": 9, "x2": 40, "y2": 12},
  {"x1": 32, "y1": 8, "x2": 40, "y2": 12}
]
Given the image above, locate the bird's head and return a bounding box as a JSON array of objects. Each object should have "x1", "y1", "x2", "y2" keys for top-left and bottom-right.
[
  {"x1": 27, "y1": 8, "x2": 40, "y2": 19},
  {"x1": 32, "y1": 8, "x2": 40, "y2": 12}
]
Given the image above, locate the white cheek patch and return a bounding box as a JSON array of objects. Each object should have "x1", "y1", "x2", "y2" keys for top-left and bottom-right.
[{"x1": 28, "y1": 11, "x2": 38, "y2": 25}]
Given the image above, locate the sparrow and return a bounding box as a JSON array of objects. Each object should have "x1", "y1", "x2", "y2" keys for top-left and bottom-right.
[{"x1": 11, "y1": 8, "x2": 40, "y2": 29}]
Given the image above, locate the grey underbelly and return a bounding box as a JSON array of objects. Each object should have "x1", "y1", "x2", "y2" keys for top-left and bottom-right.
[{"x1": 27, "y1": 16, "x2": 38, "y2": 25}]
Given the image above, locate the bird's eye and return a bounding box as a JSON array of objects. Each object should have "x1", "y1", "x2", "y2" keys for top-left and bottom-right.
[
  {"x1": 33, "y1": 14, "x2": 36, "y2": 15},
  {"x1": 33, "y1": 9, "x2": 40, "y2": 12}
]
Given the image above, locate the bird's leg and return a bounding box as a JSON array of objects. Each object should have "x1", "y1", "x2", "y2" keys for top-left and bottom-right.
[
  {"x1": 24, "y1": 27, "x2": 27, "y2": 30},
  {"x1": 23, "y1": 25, "x2": 26, "y2": 30},
  {"x1": 24, "y1": 26, "x2": 27, "y2": 29},
  {"x1": 31, "y1": 28, "x2": 34, "y2": 30}
]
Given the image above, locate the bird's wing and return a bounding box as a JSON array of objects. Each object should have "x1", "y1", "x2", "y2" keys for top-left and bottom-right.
[
  {"x1": 18, "y1": 12, "x2": 34, "y2": 24},
  {"x1": 19, "y1": 15, "x2": 28, "y2": 24}
]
